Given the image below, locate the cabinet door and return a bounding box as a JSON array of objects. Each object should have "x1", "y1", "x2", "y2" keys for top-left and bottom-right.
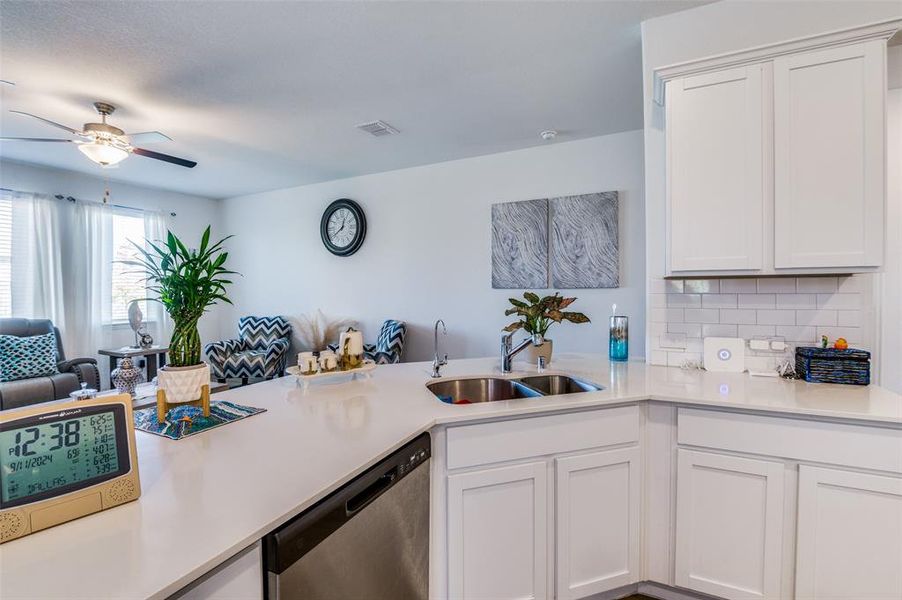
[
  {"x1": 555, "y1": 447, "x2": 640, "y2": 599},
  {"x1": 666, "y1": 65, "x2": 764, "y2": 273},
  {"x1": 796, "y1": 466, "x2": 902, "y2": 599},
  {"x1": 447, "y1": 462, "x2": 548, "y2": 599},
  {"x1": 774, "y1": 40, "x2": 885, "y2": 268},
  {"x1": 674, "y1": 450, "x2": 784, "y2": 599}
]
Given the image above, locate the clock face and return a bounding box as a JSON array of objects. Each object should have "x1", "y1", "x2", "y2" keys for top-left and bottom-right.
[{"x1": 320, "y1": 199, "x2": 366, "y2": 256}]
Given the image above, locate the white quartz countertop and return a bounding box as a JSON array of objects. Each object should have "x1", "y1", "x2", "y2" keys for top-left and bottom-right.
[{"x1": 2, "y1": 354, "x2": 900, "y2": 599}]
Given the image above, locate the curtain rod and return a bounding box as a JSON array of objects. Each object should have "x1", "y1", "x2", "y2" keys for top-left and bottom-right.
[{"x1": 0, "y1": 187, "x2": 177, "y2": 217}]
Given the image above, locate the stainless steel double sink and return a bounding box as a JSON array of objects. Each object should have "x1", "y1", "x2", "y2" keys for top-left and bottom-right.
[{"x1": 427, "y1": 374, "x2": 603, "y2": 405}]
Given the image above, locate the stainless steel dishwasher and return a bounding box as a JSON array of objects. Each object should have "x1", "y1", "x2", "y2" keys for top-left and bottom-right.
[{"x1": 264, "y1": 433, "x2": 430, "y2": 600}]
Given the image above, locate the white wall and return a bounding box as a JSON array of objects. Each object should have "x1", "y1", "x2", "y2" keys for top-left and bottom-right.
[
  {"x1": 0, "y1": 159, "x2": 224, "y2": 368},
  {"x1": 640, "y1": 1, "x2": 902, "y2": 373},
  {"x1": 221, "y1": 131, "x2": 646, "y2": 362}
]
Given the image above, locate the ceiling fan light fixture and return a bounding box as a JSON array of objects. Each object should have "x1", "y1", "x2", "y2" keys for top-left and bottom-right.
[{"x1": 78, "y1": 141, "x2": 129, "y2": 166}]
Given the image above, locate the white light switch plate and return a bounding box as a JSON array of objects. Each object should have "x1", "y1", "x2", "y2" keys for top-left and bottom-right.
[{"x1": 703, "y1": 337, "x2": 746, "y2": 372}]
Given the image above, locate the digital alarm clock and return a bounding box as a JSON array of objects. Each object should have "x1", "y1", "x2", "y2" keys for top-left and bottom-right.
[{"x1": 0, "y1": 394, "x2": 140, "y2": 543}]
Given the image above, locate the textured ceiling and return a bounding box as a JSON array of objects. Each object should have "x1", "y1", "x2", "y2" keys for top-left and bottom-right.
[{"x1": 0, "y1": 1, "x2": 708, "y2": 199}]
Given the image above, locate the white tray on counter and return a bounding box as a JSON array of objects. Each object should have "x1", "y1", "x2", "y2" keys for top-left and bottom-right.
[{"x1": 286, "y1": 360, "x2": 377, "y2": 389}]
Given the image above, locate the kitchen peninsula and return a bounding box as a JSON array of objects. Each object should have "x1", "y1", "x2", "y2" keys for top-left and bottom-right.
[{"x1": 1, "y1": 354, "x2": 900, "y2": 600}]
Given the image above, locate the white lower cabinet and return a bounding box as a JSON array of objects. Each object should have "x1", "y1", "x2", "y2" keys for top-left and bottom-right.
[
  {"x1": 555, "y1": 447, "x2": 640, "y2": 599},
  {"x1": 795, "y1": 466, "x2": 902, "y2": 600},
  {"x1": 674, "y1": 449, "x2": 785, "y2": 600},
  {"x1": 447, "y1": 461, "x2": 549, "y2": 600}
]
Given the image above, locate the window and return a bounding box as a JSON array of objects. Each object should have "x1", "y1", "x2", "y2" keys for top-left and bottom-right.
[
  {"x1": 111, "y1": 210, "x2": 147, "y2": 323},
  {"x1": 0, "y1": 197, "x2": 11, "y2": 318}
]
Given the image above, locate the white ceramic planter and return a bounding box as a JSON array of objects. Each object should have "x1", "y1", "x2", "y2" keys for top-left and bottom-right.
[
  {"x1": 526, "y1": 339, "x2": 553, "y2": 365},
  {"x1": 157, "y1": 363, "x2": 210, "y2": 404}
]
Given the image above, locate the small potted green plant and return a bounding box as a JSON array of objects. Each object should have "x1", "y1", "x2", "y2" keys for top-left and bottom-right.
[
  {"x1": 127, "y1": 226, "x2": 236, "y2": 404},
  {"x1": 504, "y1": 292, "x2": 590, "y2": 363}
]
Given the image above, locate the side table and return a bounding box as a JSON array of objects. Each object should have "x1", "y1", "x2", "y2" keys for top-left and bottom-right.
[{"x1": 99, "y1": 346, "x2": 169, "y2": 389}]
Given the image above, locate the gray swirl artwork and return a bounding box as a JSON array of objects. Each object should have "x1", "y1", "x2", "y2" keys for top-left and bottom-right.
[
  {"x1": 550, "y1": 192, "x2": 619, "y2": 288},
  {"x1": 491, "y1": 199, "x2": 548, "y2": 289},
  {"x1": 491, "y1": 192, "x2": 619, "y2": 289}
]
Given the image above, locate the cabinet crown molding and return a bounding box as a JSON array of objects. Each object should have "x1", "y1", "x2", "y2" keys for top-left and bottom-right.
[{"x1": 653, "y1": 18, "x2": 901, "y2": 105}]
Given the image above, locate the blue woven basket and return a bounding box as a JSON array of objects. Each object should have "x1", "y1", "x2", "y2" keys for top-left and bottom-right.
[{"x1": 795, "y1": 347, "x2": 870, "y2": 385}]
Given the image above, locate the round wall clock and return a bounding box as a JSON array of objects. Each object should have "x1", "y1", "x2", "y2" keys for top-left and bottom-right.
[{"x1": 320, "y1": 198, "x2": 367, "y2": 256}]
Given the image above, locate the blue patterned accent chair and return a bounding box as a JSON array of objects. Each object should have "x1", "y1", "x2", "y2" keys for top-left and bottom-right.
[
  {"x1": 205, "y1": 316, "x2": 291, "y2": 385},
  {"x1": 330, "y1": 320, "x2": 407, "y2": 364}
]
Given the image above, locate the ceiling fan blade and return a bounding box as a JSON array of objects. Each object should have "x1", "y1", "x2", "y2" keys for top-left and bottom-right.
[
  {"x1": 9, "y1": 110, "x2": 84, "y2": 136},
  {"x1": 132, "y1": 147, "x2": 197, "y2": 168},
  {"x1": 126, "y1": 131, "x2": 172, "y2": 144},
  {"x1": 0, "y1": 137, "x2": 77, "y2": 142}
]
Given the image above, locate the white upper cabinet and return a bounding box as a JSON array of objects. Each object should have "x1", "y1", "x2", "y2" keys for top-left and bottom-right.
[
  {"x1": 666, "y1": 65, "x2": 765, "y2": 273},
  {"x1": 660, "y1": 23, "x2": 895, "y2": 276},
  {"x1": 773, "y1": 40, "x2": 886, "y2": 269}
]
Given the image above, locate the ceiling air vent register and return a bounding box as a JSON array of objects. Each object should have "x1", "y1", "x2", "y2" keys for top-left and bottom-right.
[{"x1": 356, "y1": 120, "x2": 400, "y2": 137}]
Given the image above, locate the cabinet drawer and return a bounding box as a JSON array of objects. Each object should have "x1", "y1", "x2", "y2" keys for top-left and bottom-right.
[
  {"x1": 447, "y1": 405, "x2": 639, "y2": 470},
  {"x1": 678, "y1": 407, "x2": 902, "y2": 474}
]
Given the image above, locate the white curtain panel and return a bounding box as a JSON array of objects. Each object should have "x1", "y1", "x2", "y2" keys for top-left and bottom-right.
[
  {"x1": 8, "y1": 189, "x2": 67, "y2": 337},
  {"x1": 143, "y1": 210, "x2": 172, "y2": 349},
  {"x1": 68, "y1": 200, "x2": 113, "y2": 360}
]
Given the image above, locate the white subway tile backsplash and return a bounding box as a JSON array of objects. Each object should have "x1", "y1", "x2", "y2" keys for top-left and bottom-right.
[
  {"x1": 816, "y1": 293, "x2": 861, "y2": 310},
  {"x1": 668, "y1": 323, "x2": 702, "y2": 337},
  {"x1": 647, "y1": 275, "x2": 873, "y2": 366},
  {"x1": 661, "y1": 333, "x2": 688, "y2": 349},
  {"x1": 702, "y1": 323, "x2": 738, "y2": 337},
  {"x1": 650, "y1": 350, "x2": 669, "y2": 365},
  {"x1": 797, "y1": 309, "x2": 837, "y2": 327},
  {"x1": 776, "y1": 325, "x2": 818, "y2": 343},
  {"x1": 684, "y1": 308, "x2": 720, "y2": 323},
  {"x1": 836, "y1": 275, "x2": 869, "y2": 293},
  {"x1": 738, "y1": 294, "x2": 776, "y2": 309},
  {"x1": 650, "y1": 307, "x2": 684, "y2": 323},
  {"x1": 648, "y1": 321, "x2": 667, "y2": 336},
  {"x1": 756, "y1": 309, "x2": 796, "y2": 326},
  {"x1": 684, "y1": 279, "x2": 720, "y2": 294},
  {"x1": 816, "y1": 326, "x2": 862, "y2": 345},
  {"x1": 837, "y1": 311, "x2": 862, "y2": 327},
  {"x1": 797, "y1": 276, "x2": 837, "y2": 293},
  {"x1": 648, "y1": 279, "x2": 667, "y2": 294},
  {"x1": 720, "y1": 309, "x2": 757, "y2": 324},
  {"x1": 739, "y1": 324, "x2": 777, "y2": 339},
  {"x1": 701, "y1": 294, "x2": 738, "y2": 309},
  {"x1": 776, "y1": 294, "x2": 817, "y2": 309},
  {"x1": 665, "y1": 280, "x2": 684, "y2": 293},
  {"x1": 757, "y1": 278, "x2": 796, "y2": 293},
  {"x1": 649, "y1": 294, "x2": 667, "y2": 308},
  {"x1": 667, "y1": 294, "x2": 701, "y2": 308},
  {"x1": 720, "y1": 279, "x2": 758, "y2": 293}
]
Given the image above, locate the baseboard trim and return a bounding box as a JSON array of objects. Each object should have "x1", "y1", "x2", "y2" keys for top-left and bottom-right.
[{"x1": 580, "y1": 581, "x2": 725, "y2": 600}]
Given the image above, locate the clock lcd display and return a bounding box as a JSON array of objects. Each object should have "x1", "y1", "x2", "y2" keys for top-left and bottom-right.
[{"x1": 0, "y1": 407, "x2": 127, "y2": 506}]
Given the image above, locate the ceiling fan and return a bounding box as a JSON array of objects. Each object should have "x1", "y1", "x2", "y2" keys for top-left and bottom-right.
[{"x1": 0, "y1": 101, "x2": 197, "y2": 168}]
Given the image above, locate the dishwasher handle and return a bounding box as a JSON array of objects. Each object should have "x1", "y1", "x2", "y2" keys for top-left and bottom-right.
[
  {"x1": 346, "y1": 469, "x2": 395, "y2": 516},
  {"x1": 264, "y1": 432, "x2": 430, "y2": 575}
]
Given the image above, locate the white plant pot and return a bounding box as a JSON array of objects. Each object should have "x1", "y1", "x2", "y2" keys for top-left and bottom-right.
[
  {"x1": 157, "y1": 363, "x2": 210, "y2": 404},
  {"x1": 525, "y1": 339, "x2": 553, "y2": 365}
]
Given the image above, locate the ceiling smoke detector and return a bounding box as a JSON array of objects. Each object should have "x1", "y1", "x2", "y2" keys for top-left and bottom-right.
[
  {"x1": 540, "y1": 129, "x2": 557, "y2": 141},
  {"x1": 356, "y1": 120, "x2": 400, "y2": 137}
]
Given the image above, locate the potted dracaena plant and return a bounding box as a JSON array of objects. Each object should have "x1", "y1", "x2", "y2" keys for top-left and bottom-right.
[
  {"x1": 504, "y1": 292, "x2": 590, "y2": 364},
  {"x1": 126, "y1": 226, "x2": 236, "y2": 404}
]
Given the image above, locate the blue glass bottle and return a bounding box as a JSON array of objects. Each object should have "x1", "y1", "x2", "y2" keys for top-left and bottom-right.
[{"x1": 609, "y1": 315, "x2": 629, "y2": 362}]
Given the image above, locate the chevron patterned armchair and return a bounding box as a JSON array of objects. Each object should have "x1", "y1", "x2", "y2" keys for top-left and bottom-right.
[
  {"x1": 330, "y1": 319, "x2": 407, "y2": 364},
  {"x1": 205, "y1": 316, "x2": 292, "y2": 384}
]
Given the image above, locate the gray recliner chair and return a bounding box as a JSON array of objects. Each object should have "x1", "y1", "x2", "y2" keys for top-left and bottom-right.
[{"x1": 0, "y1": 318, "x2": 102, "y2": 411}]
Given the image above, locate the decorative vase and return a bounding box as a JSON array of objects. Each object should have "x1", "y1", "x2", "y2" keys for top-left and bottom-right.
[
  {"x1": 157, "y1": 363, "x2": 210, "y2": 404},
  {"x1": 111, "y1": 356, "x2": 144, "y2": 396},
  {"x1": 526, "y1": 339, "x2": 553, "y2": 366}
]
